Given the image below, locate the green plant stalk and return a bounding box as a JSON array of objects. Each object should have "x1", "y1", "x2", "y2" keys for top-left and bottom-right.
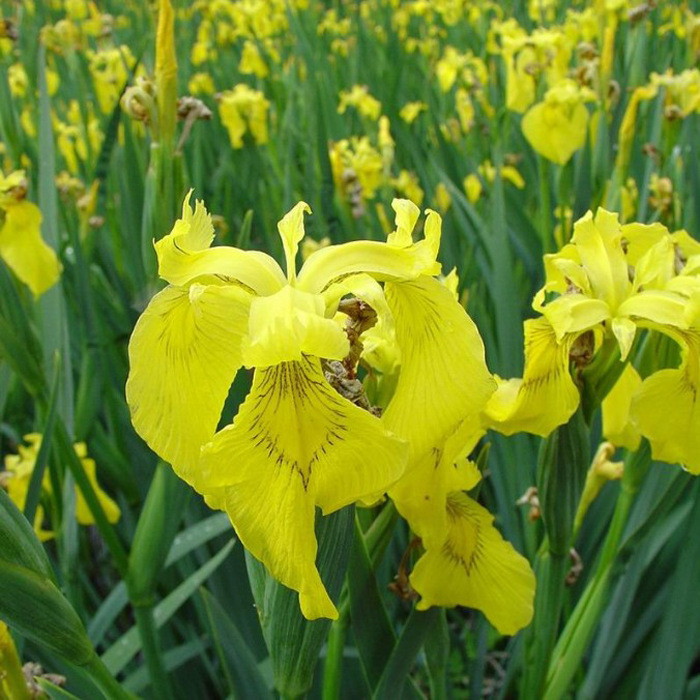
[
  {"x1": 520, "y1": 544, "x2": 570, "y2": 698},
  {"x1": 322, "y1": 501, "x2": 398, "y2": 698},
  {"x1": 321, "y1": 612, "x2": 350, "y2": 700},
  {"x1": 543, "y1": 443, "x2": 651, "y2": 699},
  {"x1": 132, "y1": 604, "x2": 173, "y2": 700}
]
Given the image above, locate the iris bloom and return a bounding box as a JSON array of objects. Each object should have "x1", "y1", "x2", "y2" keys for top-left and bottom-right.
[
  {"x1": 0, "y1": 434, "x2": 120, "y2": 540},
  {"x1": 218, "y1": 85, "x2": 270, "y2": 149},
  {"x1": 128, "y1": 194, "x2": 506, "y2": 619},
  {"x1": 0, "y1": 170, "x2": 60, "y2": 297},
  {"x1": 485, "y1": 208, "x2": 700, "y2": 474},
  {"x1": 521, "y1": 79, "x2": 596, "y2": 165}
]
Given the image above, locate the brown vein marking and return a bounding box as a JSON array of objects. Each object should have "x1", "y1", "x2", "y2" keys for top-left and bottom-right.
[
  {"x1": 245, "y1": 358, "x2": 349, "y2": 491},
  {"x1": 442, "y1": 500, "x2": 484, "y2": 575}
]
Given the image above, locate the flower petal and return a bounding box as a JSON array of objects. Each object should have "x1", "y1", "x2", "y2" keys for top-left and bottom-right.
[
  {"x1": 297, "y1": 205, "x2": 441, "y2": 294},
  {"x1": 390, "y1": 417, "x2": 483, "y2": 544},
  {"x1": 154, "y1": 194, "x2": 285, "y2": 294},
  {"x1": 126, "y1": 283, "x2": 251, "y2": 483},
  {"x1": 631, "y1": 331, "x2": 700, "y2": 474},
  {"x1": 410, "y1": 492, "x2": 535, "y2": 635},
  {"x1": 484, "y1": 318, "x2": 579, "y2": 437},
  {"x1": 277, "y1": 201, "x2": 311, "y2": 283},
  {"x1": 242, "y1": 285, "x2": 348, "y2": 367},
  {"x1": 0, "y1": 201, "x2": 60, "y2": 296},
  {"x1": 222, "y1": 461, "x2": 335, "y2": 619},
  {"x1": 602, "y1": 363, "x2": 642, "y2": 451},
  {"x1": 74, "y1": 452, "x2": 120, "y2": 525},
  {"x1": 541, "y1": 293, "x2": 609, "y2": 341},
  {"x1": 382, "y1": 276, "x2": 495, "y2": 460},
  {"x1": 199, "y1": 356, "x2": 407, "y2": 618},
  {"x1": 571, "y1": 209, "x2": 629, "y2": 310},
  {"x1": 618, "y1": 290, "x2": 691, "y2": 330}
]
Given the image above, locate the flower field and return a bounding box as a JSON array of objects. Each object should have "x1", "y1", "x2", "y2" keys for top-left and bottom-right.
[{"x1": 0, "y1": 0, "x2": 698, "y2": 698}]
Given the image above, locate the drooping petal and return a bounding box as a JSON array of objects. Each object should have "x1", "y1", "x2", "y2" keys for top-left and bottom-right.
[
  {"x1": 222, "y1": 459, "x2": 333, "y2": 619},
  {"x1": 390, "y1": 417, "x2": 483, "y2": 545},
  {"x1": 0, "y1": 201, "x2": 60, "y2": 296},
  {"x1": 154, "y1": 194, "x2": 285, "y2": 294},
  {"x1": 73, "y1": 449, "x2": 120, "y2": 525},
  {"x1": 126, "y1": 283, "x2": 251, "y2": 484},
  {"x1": 241, "y1": 285, "x2": 348, "y2": 368},
  {"x1": 521, "y1": 100, "x2": 588, "y2": 165},
  {"x1": 484, "y1": 318, "x2": 579, "y2": 437},
  {"x1": 602, "y1": 363, "x2": 642, "y2": 451},
  {"x1": 198, "y1": 356, "x2": 407, "y2": 619},
  {"x1": 630, "y1": 330, "x2": 700, "y2": 474},
  {"x1": 382, "y1": 275, "x2": 496, "y2": 461},
  {"x1": 410, "y1": 492, "x2": 535, "y2": 635}
]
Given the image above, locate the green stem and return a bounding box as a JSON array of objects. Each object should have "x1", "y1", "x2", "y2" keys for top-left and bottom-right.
[
  {"x1": 83, "y1": 652, "x2": 133, "y2": 700},
  {"x1": 133, "y1": 604, "x2": 173, "y2": 700},
  {"x1": 322, "y1": 612, "x2": 349, "y2": 700},
  {"x1": 543, "y1": 443, "x2": 650, "y2": 699},
  {"x1": 521, "y1": 547, "x2": 570, "y2": 698}
]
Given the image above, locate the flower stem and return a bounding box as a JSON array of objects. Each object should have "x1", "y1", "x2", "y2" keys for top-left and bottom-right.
[
  {"x1": 543, "y1": 442, "x2": 650, "y2": 699},
  {"x1": 321, "y1": 612, "x2": 349, "y2": 700},
  {"x1": 133, "y1": 604, "x2": 173, "y2": 700}
]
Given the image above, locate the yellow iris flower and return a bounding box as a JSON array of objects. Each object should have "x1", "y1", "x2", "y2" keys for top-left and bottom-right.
[
  {"x1": 126, "y1": 194, "x2": 501, "y2": 620},
  {"x1": 0, "y1": 170, "x2": 60, "y2": 297},
  {"x1": 484, "y1": 208, "x2": 700, "y2": 474},
  {"x1": 1, "y1": 434, "x2": 120, "y2": 541},
  {"x1": 521, "y1": 79, "x2": 596, "y2": 165},
  {"x1": 218, "y1": 85, "x2": 270, "y2": 149}
]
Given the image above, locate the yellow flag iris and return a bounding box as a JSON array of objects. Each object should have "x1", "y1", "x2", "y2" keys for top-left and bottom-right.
[
  {"x1": 1, "y1": 434, "x2": 120, "y2": 540},
  {"x1": 127, "y1": 193, "x2": 503, "y2": 620},
  {"x1": 0, "y1": 170, "x2": 60, "y2": 297},
  {"x1": 484, "y1": 208, "x2": 700, "y2": 475}
]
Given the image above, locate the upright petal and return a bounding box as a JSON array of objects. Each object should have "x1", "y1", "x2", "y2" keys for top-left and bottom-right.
[
  {"x1": 154, "y1": 194, "x2": 285, "y2": 294},
  {"x1": 126, "y1": 283, "x2": 251, "y2": 483},
  {"x1": 410, "y1": 493, "x2": 535, "y2": 635},
  {"x1": 0, "y1": 201, "x2": 60, "y2": 296},
  {"x1": 277, "y1": 201, "x2": 310, "y2": 283},
  {"x1": 198, "y1": 356, "x2": 407, "y2": 619},
  {"x1": 242, "y1": 286, "x2": 348, "y2": 367},
  {"x1": 571, "y1": 209, "x2": 629, "y2": 311},
  {"x1": 297, "y1": 204, "x2": 441, "y2": 294},
  {"x1": 382, "y1": 276, "x2": 495, "y2": 460},
  {"x1": 484, "y1": 318, "x2": 579, "y2": 437}
]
